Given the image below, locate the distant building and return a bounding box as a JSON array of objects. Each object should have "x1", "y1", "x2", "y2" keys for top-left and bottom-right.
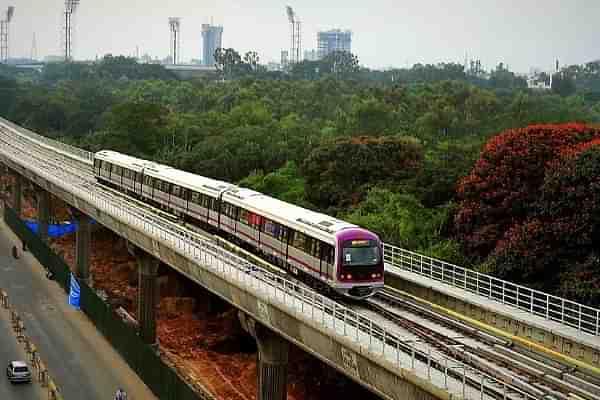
[
  {"x1": 317, "y1": 29, "x2": 352, "y2": 59},
  {"x1": 202, "y1": 24, "x2": 223, "y2": 66},
  {"x1": 281, "y1": 50, "x2": 289, "y2": 69},
  {"x1": 44, "y1": 55, "x2": 65, "y2": 63},
  {"x1": 304, "y1": 49, "x2": 319, "y2": 62},
  {"x1": 266, "y1": 62, "x2": 282, "y2": 72}
]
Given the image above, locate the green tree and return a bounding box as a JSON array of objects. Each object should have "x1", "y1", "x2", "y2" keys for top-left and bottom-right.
[
  {"x1": 551, "y1": 72, "x2": 577, "y2": 97},
  {"x1": 214, "y1": 48, "x2": 243, "y2": 80},
  {"x1": 0, "y1": 75, "x2": 17, "y2": 117},
  {"x1": 99, "y1": 101, "x2": 169, "y2": 155},
  {"x1": 302, "y1": 136, "x2": 423, "y2": 208},
  {"x1": 320, "y1": 51, "x2": 360, "y2": 79}
]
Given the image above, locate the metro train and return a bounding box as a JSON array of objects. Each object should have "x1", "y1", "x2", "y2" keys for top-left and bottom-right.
[{"x1": 93, "y1": 150, "x2": 384, "y2": 299}]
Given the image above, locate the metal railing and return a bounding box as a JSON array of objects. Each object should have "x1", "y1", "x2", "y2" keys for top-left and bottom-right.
[
  {"x1": 0, "y1": 117, "x2": 94, "y2": 164},
  {"x1": 383, "y1": 244, "x2": 600, "y2": 337},
  {"x1": 0, "y1": 125, "x2": 536, "y2": 400}
]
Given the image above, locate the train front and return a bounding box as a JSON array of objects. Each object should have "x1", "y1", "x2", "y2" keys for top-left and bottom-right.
[{"x1": 334, "y1": 228, "x2": 384, "y2": 300}]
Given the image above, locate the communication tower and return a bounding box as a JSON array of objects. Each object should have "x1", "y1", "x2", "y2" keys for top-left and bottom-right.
[
  {"x1": 0, "y1": 6, "x2": 15, "y2": 63},
  {"x1": 63, "y1": 0, "x2": 80, "y2": 61},
  {"x1": 169, "y1": 17, "x2": 181, "y2": 65},
  {"x1": 286, "y1": 6, "x2": 301, "y2": 65}
]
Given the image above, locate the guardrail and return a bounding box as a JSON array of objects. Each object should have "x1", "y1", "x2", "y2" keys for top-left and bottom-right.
[
  {"x1": 0, "y1": 117, "x2": 93, "y2": 164},
  {"x1": 0, "y1": 118, "x2": 537, "y2": 400},
  {"x1": 383, "y1": 244, "x2": 600, "y2": 337}
]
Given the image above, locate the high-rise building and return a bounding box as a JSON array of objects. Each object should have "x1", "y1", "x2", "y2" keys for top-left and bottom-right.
[
  {"x1": 317, "y1": 29, "x2": 352, "y2": 59},
  {"x1": 202, "y1": 24, "x2": 223, "y2": 66}
]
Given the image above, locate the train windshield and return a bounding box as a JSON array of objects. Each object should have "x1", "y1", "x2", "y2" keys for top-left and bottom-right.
[{"x1": 342, "y1": 240, "x2": 380, "y2": 266}]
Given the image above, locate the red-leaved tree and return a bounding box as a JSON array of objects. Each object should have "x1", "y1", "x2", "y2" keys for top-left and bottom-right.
[
  {"x1": 455, "y1": 124, "x2": 600, "y2": 304},
  {"x1": 455, "y1": 124, "x2": 600, "y2": 261}
]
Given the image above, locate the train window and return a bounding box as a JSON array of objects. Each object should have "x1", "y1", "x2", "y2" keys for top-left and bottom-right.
[
  {"x1": 247, "y1": 212, "x2": 262, "y2": 227},
  {"x1": 221, "y1": 202, "x2": 231, "y2": 217},
  {"x1": 303, "y1": 236, "x2": 314, "y2": 254},
  {"x1": 173, "y1": 185, "x2": 181, "y2": 197},
  {"x1": 293, "y1": 231, "x2": 306, "y2": 250},
  {"x1": 94, "y1": 159, "x2": 100, "y2": 169},
  {"x1": 144, "y1": 175, "x2": 153, "y2": 186},
  {"x1": 239, "y1": 209, "x2": 249, "y2": 224},
  {"x1": 180, "y1": 188, "x2": 188, "y2": 200},
  {"x1": 322, "y1": 244, "x2": 334, "y2": 264},
  {"x1": 202, "y1": 195, "x2": 211, "y2": 209},
  {"x1": 103, "y1": 162, "x2": 111, "y2": 172},
  {"x1": 278, "y1": 226, "x2": 288, "y2": 242},
  {"x1": 312, "y1": 241, "x2": 321, "y2": 258},
  {"x1": 191, "y1": 191, "x2": 200, "y2": 204},
  {"x1": 264, "y1": 219, "x2": 281, "y2": 238}
]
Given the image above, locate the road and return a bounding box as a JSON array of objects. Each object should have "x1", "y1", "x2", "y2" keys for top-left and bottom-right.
[
  {"x1": 0, "y1": 303, "x2": 46, "y2": 400},
  {"x1": 0, "y1": 216, "x2": 157, "y2": 400}
]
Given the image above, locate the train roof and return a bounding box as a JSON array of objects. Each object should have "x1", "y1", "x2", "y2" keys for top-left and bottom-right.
[
  {"x1": 143, "y1": 163, "x2": 234, "y2": 197},
  {"x1": 95, "y1": 150, "x2": 233, "y2": 197},
  {"x1": 223, "y1": 188, "x2": 357, "y2": 244},
  {"x1": 95, "y1": 150, "x2": 153, "y2": 172}
]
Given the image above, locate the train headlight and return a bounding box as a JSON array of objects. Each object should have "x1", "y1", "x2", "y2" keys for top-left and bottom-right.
[
  {"x1": 346, "y1": 274, "x2": 352, "y2": 280},
  {"x1": 371, "y1": 273, "x2": 376, "y2": 278}
]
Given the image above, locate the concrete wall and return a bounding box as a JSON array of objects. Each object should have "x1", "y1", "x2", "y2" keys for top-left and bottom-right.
[{"x1": 386, "y1": 272, "x2": 600, "y2": 371}]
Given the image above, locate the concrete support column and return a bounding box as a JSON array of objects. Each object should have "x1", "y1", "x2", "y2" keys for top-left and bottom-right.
[
  {"x1": 36, "y1": 187, "x2": 50, "y2": 243},
  {"x1": 11, "y1": 172, "x2": 22, "y2": 216},
  {"x1": 71, "y1": 208, "x2": 91, "y2": 282},
  {"x1": 136, "y1": 249, "x2": 160, "y2": 345},
  {"x1": 239, "y1": 313, "x2": 289, "y2": 400}
]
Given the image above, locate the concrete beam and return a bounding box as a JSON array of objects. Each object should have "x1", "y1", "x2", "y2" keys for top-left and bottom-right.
[
  {"x1": 36, "y1": 186, "x2": 50, "y2": 243},
  {"x1": 135, "y1": 248, "x2": 160, "y2": 345},
  {"x1": 71, "y1": 208, "x2": 91, "y2": 282},
  {"x1": 239, "y1": 313, "x2": 289, "y2": 400},
  {"x1": 11, "y1": 171, "x2": 22, "y2": 216}
]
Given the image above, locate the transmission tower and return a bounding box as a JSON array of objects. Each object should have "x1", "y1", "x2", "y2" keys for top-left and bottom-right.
[
  {"x1": 286, "y1": 6, "x2": 301, "y2": 65},
  {"x1": 0, "y1": 6, "x2": 15, "y2": 63},
  {"x1": 169, "y1": 17, "x2": 181, "y2": 65},
  {"x1": 63, "y1": 0, "x2": 80, "y2": 61}
]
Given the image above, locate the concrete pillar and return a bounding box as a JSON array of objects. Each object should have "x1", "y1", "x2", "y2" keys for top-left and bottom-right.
[
  {"x1": 71, "y1": 208, "x2": 91, "y2": 282},
  {"x1": 136, "y1": 249, "x2": 160, "y2": 345},
  {"x1": 11, "y1": 172, "x2": 22, "y2": 216},
  {"x1": 239, "y1": 313, "x2": 289, "y2": 400},
  {"x1": 37, "y1": 188, "x2": 50, "y2": 243}
]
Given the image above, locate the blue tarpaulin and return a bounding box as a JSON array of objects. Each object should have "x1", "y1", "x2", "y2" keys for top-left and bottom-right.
[
  {"x1": 68, "y1": 273, "x2": 80, "y2": 310},
  {"x1": 24, "y1": 219, "x2": 96, "y2": 238}
]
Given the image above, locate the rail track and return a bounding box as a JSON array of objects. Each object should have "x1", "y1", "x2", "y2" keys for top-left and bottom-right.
[{"x1": 363, "y1": 288, "x2": 600, "y2": 400}]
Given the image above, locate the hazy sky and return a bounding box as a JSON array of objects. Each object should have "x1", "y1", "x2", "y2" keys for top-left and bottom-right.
[{"x1": 4, "y1": 0, "x2": 599, "y2": 72}]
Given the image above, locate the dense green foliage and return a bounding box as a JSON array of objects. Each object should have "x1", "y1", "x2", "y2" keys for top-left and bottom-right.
[{"x1": 2, "y1": 56, "x2": 600, "y2": 305}]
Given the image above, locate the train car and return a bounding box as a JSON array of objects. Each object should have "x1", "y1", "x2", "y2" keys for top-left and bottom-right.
[
  {"x1": 220, "y1": 188, "x2": 384, "y2": 299},
  {"x1": 93, "y1": 150, "x2": 384, "y2": 299},
  {"x1": 94, "y1": 150, "x2": 152, "y2": 194}
]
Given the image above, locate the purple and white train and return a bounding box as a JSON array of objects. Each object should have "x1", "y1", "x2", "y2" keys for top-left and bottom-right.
[{"x1": 93, "y1": 150, "x2": 384, "y2": 299}]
